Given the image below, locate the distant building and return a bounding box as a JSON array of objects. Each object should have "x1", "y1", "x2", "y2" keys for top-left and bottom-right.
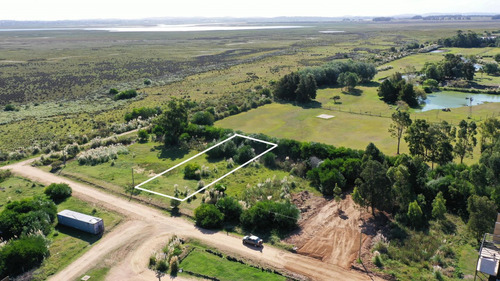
[{"x1": 57, "y1": 209, "x2": 104, "y2": 235}]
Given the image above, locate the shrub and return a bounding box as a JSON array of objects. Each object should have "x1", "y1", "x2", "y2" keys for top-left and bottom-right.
[
  {"x1": 372, "y1": 254, "x2": 383, "y2": 268},
  {"x1": 114, "y1": 89, "x2": 137, "y2": 100},
  {"x1": 194, "y1": 204, "x2": 224, "y2": 229},
  {"x1": 0, "y1": 170, "x2": 12, "y2": 183},
  {"x1": 0, "y1": 235, "x2": 49, "y2": 276},
  {"x1": 262, "y1": 152, "x2": 277, "y2": 168},
  {"x1": 234, "y1": 145, "x2": 255, "y2": 164},
  {"x1": 50, "y1": 160, "x2": 63, "y2": 172},
  {"x1": 109, "y1": 88, "x2": 119, "y2": 95},
  {"x1": 184, "y1": 163, "x2": 201, "y2": 180},
  {"x1": 137, "y1": 129, "x2": 149, "y2": 143},
  {"x1": 169, "y1": 256, "x2": 179, "y2": 275},
  {"x1": 156, "y1": 259, "x2": 168, "y2": 272},
  {"x1": 77, "y1": 145, "x2": 128, "y2": 166},
  {"x1": 0, "y1": 197, "x2": 57, "y2": 240},
  {"x1": 44, "y1": 183, "x2": 72, "y2": 202},
  {"x1": 216, "y1": 196, "x2": 243, "y2": 224},
  {"x1": 191, "y1": 111, "x2": 215, "y2": 126},
  {"x1": 241, "y1": 201, "x2": 299, "y2": 233},
  {"x1": 4, "y1": 104, "x2": 16, "y2": 111}
]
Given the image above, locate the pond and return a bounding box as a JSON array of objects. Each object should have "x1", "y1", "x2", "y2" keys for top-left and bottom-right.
[{"x1": 419, "y1": 91, "x2": 500, "y2": 112}]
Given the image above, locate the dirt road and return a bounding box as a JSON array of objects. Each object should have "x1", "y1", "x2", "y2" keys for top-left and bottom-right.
[{"x1": 3, "y1": 160, "x2": 381, "y2": 281}]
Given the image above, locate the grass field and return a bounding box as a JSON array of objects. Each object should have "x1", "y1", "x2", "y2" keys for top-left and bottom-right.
[
  {"x1": 59, "y1": 140, "x2": 318, "y2": 213},
  {"x1": 179, "y1": 248, "x2": 286, "y2": 281},
  {"x1": 0, "y1": 175, "x2": 46, "y2": 210}
]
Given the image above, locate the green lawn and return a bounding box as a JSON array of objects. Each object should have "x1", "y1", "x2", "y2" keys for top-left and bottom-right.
[
  {"x1": 0, "y1": 176, "x2": 46, "y2": 210},
  {"x1": 179, "y1": 249, "x2": 286, "y2": 281}
]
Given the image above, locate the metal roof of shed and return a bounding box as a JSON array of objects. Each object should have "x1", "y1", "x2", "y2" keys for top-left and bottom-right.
[{"x1": 58, "y1": 209, "x2": 102, "y2": 224}]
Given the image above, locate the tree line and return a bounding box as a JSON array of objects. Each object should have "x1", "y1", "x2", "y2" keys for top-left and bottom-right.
[
  {"x1": 273, "y1": 60, "x2": 376, "y2": 103},
  {"x1": 437, "y1": 30, "x2": 500, "y2": 48}
]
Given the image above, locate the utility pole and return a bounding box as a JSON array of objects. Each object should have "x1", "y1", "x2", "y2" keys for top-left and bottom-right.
[{"x1": 131, "y1": 168, "x2": 135, "y2": 186}]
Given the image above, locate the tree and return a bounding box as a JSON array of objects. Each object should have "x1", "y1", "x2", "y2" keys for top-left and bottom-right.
[
  {"x1": 480, "y1": 117, "x2": 500, "y2": 154},
  {"x1": 405, "y1": 119, "x2": 430, "y2": 159},
  {"x1": 337, "y1": 72, "x2": 360, "y2": 92},
  {"x1": 274, "y1": 72, "x2": 300, "y2": 101},
  {"x1": 432, "y1": 191, "x2": 447, "y2": 220},
  {"x1": 389, "y1": 110, "x2": 412, "y2": 155},
  {"x1": 483, "y1": 62, "x2": 499, "y2": 75},
  {"x1": 295, "y1": 73, "x2": 317, "y2": 103},
  {"x1": 377, "y1": 79, "x2": 399, "y2": 103},
  {"x1": 44, "y1": 183, "x2": 72, "y2": 202},
  {"x1": 332, "y1": 95, "x2": 341, "y2": 104},
  {"x1": 467, "y1": 195, "x2": 497, "y2": 241},
  {"x1": 354, "y1": 160, "x2": 390, "y2": 215},
  {"x1": 407, "y1": 200, "x2": 423, "y2": 228},
  {"x1": 194, "y1": 204, "x2": 224, "y2": 229},
  {"x1": 137, "y1": 129, "x2": 149, "y2": 143},
  {"x1": 154, "y1": 98, "x2": 188, "y2": 145},
  {"x1": 454, "y1": 120, "x2": 477, "y2": 163},
  {"x1": 494, "y1": 53, "x2": 500, "y2": 63},
  {"x1": 387, "y1": 164, "x2": 413, "y2": 212},
  {"x1": 399, "y1": 84, "x2": 418, "y2": 107}
]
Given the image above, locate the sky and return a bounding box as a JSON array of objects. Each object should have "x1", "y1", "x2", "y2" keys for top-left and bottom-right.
[{"x1": 1, "y1": 0, "x2": 498, "y2": 21}]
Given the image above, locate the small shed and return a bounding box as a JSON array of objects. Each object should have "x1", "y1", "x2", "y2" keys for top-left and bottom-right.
[{"x1": 57, "y1": 209, "x2": 104, "y2": 235}]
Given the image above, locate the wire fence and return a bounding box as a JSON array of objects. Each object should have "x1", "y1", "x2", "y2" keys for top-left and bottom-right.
[{"x1": 320, "y1": 104, "x2": 500, "y2": 126}]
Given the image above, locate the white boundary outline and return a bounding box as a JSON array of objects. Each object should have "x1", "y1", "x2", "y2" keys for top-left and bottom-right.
[{"x1": 134, "y1": 133, "x2": 278, "y2": 202}]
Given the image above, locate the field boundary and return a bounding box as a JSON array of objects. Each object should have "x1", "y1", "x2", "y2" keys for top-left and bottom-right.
[{"x1": 134, "y1": 133, "x2": 277, "y2": 201}]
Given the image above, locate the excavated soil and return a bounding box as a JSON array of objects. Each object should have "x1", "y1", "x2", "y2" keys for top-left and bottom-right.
[{"x1": 286, "y1": 191, "x2": 375, "y2": 269}]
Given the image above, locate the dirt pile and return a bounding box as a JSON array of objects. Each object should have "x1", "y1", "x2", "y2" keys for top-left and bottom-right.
[{"x1": 287, "y1": 192, "x2": 373, "y2": 269}]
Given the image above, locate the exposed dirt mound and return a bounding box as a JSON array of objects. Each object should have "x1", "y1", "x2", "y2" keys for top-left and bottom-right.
[{"x1": 286, "y1": 192, "x2": 373, "y2": 269}]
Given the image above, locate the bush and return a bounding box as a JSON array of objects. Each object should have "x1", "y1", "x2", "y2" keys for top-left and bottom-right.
[
  {"x1": 234, "y1": 145, "x2": 255, "y2": 164},
  {"x1": 262, "y1": 152, "x2": 277, "y2": 168},
  {"x1": 109, "y1": 88, "x2": 119, "y2": 95},
  {"x1": 77, "y1": 144, "x2": 129, "y2": 166},
  {"x1": 137, "y1": 129, "x2": 149, "y2": 143},
  {"x1": 372, "y1": 254, "x2": 383, "y2": 268},
  {"x1": 191, "y1": 111, "x2": 215, "y2": 126},
  {"x1": 4, "y1": 104, "x2": 16, "y2": 111},
  {"x1": 194, "y1": 204, "x2": 224, "y2": 229},
  {"x1": 44, "y1": 183, "x2": 72, "y2": 202},
  {"x1": 184, "y1": 163, "x2": 201, "y2": 180},
  {"x1": 156, "y1": 259, "x2": 168, "y2": 272},
  {"x1": 0, "y1": 197, "x2": 57, "y2": 239},
  {"x1": 50, "y1": 160, "x2": 63, "y2": 172},
  {"x1": 241, "y1": 201, "x2": 299, "y2": 233},
  {"x1": 0, "y1": 170, "x2": 12, "y2": 183},
  {"x1": 0, "y1": 235, "x2": 49, "y2": 276},
  {"x1": 216, "y1": 196, "x2": 243, "y2": 224},
  {"x1": 114, "y1": 89, "x2": 137, "y2": 100},
  {"x1": 170, "y1": 256, "x2": 179, "y2": 275}
]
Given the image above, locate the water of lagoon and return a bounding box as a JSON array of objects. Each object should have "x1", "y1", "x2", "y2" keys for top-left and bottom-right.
[{"x1": 419, "y1": 91, "x2": 500, "y2": 112}]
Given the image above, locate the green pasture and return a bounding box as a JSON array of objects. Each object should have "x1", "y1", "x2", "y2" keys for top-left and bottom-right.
[
  {"x1": 179, "y1": 248, "x2": 286, "y2": 281},
  {"x1": 0, "y1": 176, "x2": 46, "y2": 210}
]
